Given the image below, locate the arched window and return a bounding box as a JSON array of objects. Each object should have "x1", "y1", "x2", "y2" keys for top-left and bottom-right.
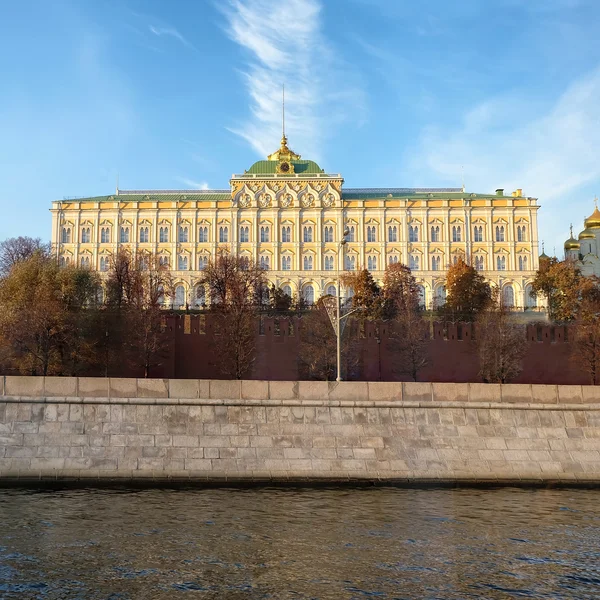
[
  {"x1": 345, "y1": 255, "x2": 356, "y2": 270},
  {"x1": 120, "y1": 227, "x2": 129, "y2": 243},
  {"x1": 409, "y1": 225, "x2": 419, "y2": 242},
  {"x1": 282, "y1": 226, "x2": 291, "y2": 242},
  {"x1": 160, "y1": 227, "x2": 169, "y2": 243},
  {"x1": 517, "y1": 225, "x2": 527, "y2": 242},
  {"x1": 260, "y1": 226, "x2": 270, "y2": 243},
  {"x1": 324, "y1": 255, "x2": 334, "y2": 270},
  {"x1": 348, "y1": 226, "x2": 355, "y2": 242},
  {"x1": 526, "y1": 284, "x2": 537, "y2": 308},
  {"x1": 452, "y1": 225, "x2": 461, "y2": 242},
  {"x1": 503, "y1": 285, "x2": 515, "y2": 308},
  {"x1": 199, "y1": 226, "x2": 208, "y2": 243},
  {"x1": 303, "y1": 285, "x2": 314, "y2": 305},
  {"x1": 282, "y1": 285, "x2": 292, "y2": 298},
  {"x1": 303, "y1": 255, "x2": 313, "y2": 270},
  {"x1": 195, "y1": 285, "x2": 206, "y2": 307},
  {"x1": 431, "y1": 226, "x2": 440, "y2": 242},
  {"x1": 324, "y1": 226, "x2": 334, "y2": 243},
  {"x1": 303, "y1": 226, "x2": 313, "y2": 242},
  {"x1": 175, "y1": 285, "x2": 185, "y2": 307},
  {"x1": 409, "y1": 254, "x2": 419, "y2": 270},
  {"x1": 495, "y1": 225, "x2": 505, "y2": 242},
  {"x1": 416, "y1": 285, "x2": 426, "y2": 308},
  {"x1": 367, "y1": 225, "x2": 377, "y2": 242},
  {"x1": 518, "y1": 255, "x2": 527, "y2": 271},
  {"x1": 139, "y1": 227, "x2": 149, "y2": 243},
  {"x1": 260, "y1": 255, "x2": 270, "y2": 270},
  {"x1": 100, "y1": 228, "x2": 109, "y2": 243},
  {"x1": 434, "y1": 285, "x2": 446, "y2": 308},
  {"x1": 474, "y1": 225, "x2": 483, "y2": 242},
  {"x1": 219, "y1": 226, "x2": 229, "y2": 243},
  {"x1": 367, "y1": 255, "x2": 377, "y2": 270},
  {"x1": 475, "y1": 255, "x2": 484, "y2": 271},
  {"x1": 326, "y1": 284, "x2": 337, "y2": 296},
  {"x1": 198, "y1": 255, "x2": 208, "y2": 271},
  {"x1": 432, "y1": 255, "x2": 441, "y2": 271},
  {"x1": 240, "y1": 226, "x2": 249, "y2": 243},
  {"x1": 159, "y1": 255, "x2": 169, "y2": 268},
  {"x1": 282, "y1": 255, "x2": 291, "y2": 270},
  {"x1": 81, "y1": 228, "x2": 90, "y2": 243},
  {"x1": 99, "y1": 256, "x2": 108, "y2": 272},
  {"x1": 388, "y1": 254, "x2": 399, "y2": 265},
  {"x1": 496, "y1": 255, "x2": 506, "y2": 270},
  {"x1": 178, "y1": 255, "x2": 188, "y2": 271},
  {"x1": 178, "y1": 226, "x2": 189, "y2": 243},
  {"x1": 388, "y1": 225, "x2": 398, "y2": 242}
]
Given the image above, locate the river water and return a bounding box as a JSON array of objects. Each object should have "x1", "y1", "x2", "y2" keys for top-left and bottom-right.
[{"x1": 1, "y1": 487, "x2": 599, "y2": 599}]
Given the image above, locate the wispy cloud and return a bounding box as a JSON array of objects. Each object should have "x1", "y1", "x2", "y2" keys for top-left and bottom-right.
[
  {"x1": 176, "y1": 177, "x2": 210, "y2": 190},
  {"x1": 221, "y1": 0, "x2": 365, "y2": 161},
  {"x1": 149, "y1": 25, "x2": 194, "y2": 50},
  {"x1": 406, "y1": 66, "x2": 600, "y2": 252}
]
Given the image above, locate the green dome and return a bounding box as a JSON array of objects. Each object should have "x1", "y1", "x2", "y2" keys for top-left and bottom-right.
[{"x1": 246, "y1": 159, "x2": 324, "y2": 175}]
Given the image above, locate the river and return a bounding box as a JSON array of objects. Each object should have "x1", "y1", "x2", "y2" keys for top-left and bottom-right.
[{"x1": 0, "y1": 486, "x2": 599, "y2": 599}]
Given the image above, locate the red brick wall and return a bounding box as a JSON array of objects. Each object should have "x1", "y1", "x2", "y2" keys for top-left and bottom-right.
[{"x1": 151, "y1": 314, "x2": 588, "y2": 384}]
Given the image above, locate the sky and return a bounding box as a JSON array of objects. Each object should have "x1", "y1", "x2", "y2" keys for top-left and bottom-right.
[{"x1": 1, "y1": 0, "x2": 600, "y2": 255}]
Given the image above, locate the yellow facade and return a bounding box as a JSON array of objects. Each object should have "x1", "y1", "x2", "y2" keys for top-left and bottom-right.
[{"x1": 51, "y1": 136, "x2": 541, "y2": 309}]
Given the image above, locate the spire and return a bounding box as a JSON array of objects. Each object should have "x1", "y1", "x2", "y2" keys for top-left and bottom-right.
[
  {"x1": 570, "y1": 223, "x2": 573, "y2": 237},
  {"x1": 282, "y1": 84, "x2": 285, "y2": 139}
]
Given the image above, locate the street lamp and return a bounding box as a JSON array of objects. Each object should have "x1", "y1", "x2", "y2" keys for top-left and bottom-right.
[{"x1": 336, "y1": 228, "x2": 350, "y2": 382}]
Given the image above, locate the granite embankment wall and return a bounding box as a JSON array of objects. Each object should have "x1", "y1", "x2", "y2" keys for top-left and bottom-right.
[{"x1": 1, "y1": 376, "x2": 600, "y2": 483}]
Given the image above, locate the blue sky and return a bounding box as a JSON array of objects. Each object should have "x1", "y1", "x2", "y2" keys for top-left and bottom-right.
[{"x1": 1, "y1": 0, "x2": 600, "y2": 255}]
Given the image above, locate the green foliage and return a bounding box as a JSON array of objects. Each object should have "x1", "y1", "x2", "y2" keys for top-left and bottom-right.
[{"x1": 341, "y1": 268, "x2": 385, "y2": 320}]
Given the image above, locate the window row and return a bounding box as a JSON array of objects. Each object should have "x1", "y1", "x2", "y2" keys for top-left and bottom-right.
[{"x1": 61, "y1": 222, "x2": 530, "y2": 245}]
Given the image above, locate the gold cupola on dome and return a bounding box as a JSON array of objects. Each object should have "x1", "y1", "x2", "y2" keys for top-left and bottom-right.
[
  {"x1": 579, "y1": 227, "x2": 595, "y2": 240},
  {"x1": 564, "y1": 224, "x2": 580, "y2": 250},
  {"x1": 585, "y1": 197, "x2": 600, "y2": 229}
]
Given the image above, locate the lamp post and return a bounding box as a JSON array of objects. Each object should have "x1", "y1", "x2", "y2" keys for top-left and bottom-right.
[{"x1": 336, "y1": 229, "x2": 350, "y2": 382}]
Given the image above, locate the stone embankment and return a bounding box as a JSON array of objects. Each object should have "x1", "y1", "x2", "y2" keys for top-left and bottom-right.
[{"x1": 1, "y1": 376, "x2": 600, "y2": 484}]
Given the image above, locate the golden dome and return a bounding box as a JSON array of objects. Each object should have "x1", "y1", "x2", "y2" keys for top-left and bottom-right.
[
  {"x1": 579, "y1": 228, "x2": 595, "y2": 240},
  {"x1": 585, "y1": 206, "x2": 600, "y2": 228},
  {"x1": 564, "y1": 237, "x2": 580, "y2": 250}
]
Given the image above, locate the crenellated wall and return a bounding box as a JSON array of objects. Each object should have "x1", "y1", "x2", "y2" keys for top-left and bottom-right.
[{"x1": 1, "y1": 377, "x2": 600, "y2": 483}]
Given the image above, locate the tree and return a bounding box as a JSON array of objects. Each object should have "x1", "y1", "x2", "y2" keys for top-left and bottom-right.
[
  {"x1": 341, "y1": 268, "x2": 384, "y2": 320},
  {"x1": 0, "y1": 236, "x2": 50, "y2": 278},
  {"x1": 531, "y1": 258, "x2": 588, "y2": 322},
  {"x1": 0, "y1": 254, "x2": 99, "y2": 375},
  {"x1": 383, "y1": 262, "x2": 420, "y2": 318},
  {"x1": 269, "y1": 285, "x2": 293, "y2": 312},
  {"x1": 104, "y1": 250, "x2": 174, "y2": 377},
  {"x1": 298, "y1": 299, "x2": 360, "y2": 380},
  {"x1": 571, "y1": 280, "x2": 600, "y2": 384},
  {"x1": 201, "y1": 255, "x2": 266, "y2": 379},
  {"x1": 384, "y1": 263, "x2": 429, "y2": 380},
  {"x1": 475, "y1": 294, "x2": 526, "y2": 383},
  {"x1": 444, "y1": 258, "x2": 492, "y2": 321}
]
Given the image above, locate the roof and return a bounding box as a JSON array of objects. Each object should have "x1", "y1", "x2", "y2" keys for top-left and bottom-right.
[
  {"x1": 246, "y1": 160, "x2": 324, "y2": 175},
  {"x1": 344, "y1": 188, "x2": 483, "y2": 199},
  {"x1": 57, "y1": 190, "x2": 231, "y2": 203}
]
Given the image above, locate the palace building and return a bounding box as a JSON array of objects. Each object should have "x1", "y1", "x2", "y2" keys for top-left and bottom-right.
[{"x1": 51, "y1": 134, "x2": 540, "y2": 309}]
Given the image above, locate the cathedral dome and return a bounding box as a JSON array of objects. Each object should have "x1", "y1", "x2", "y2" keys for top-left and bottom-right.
[
  {"x1": 564, "y1": 237, "x2": 580, "y2": 250},
  {"x1": 579, "y1": 228, "x2": 595, "y2": 240},
  {"x1": 585, "y1": 206, "x2": 600, "y2": 229}
]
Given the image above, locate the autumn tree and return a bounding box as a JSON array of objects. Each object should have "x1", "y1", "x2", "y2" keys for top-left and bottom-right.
[
  {"x1": 383, "y1": 263, "x2": 429, "y2": 380},
  {"x1": 571, "y1": 280, "x2": 600, "y2": 384},
  {"x1": 102, "y1": 250, "x2": 174, "y2": 377},
  {"x1": 341, "y1": 268, "x2": 384, "y2": 320},
  {"x1": 475, "y1": 293, "x2": 526, "y2": 383},
  {"x1": 298, "y1": 299, "x2": 360, "y2": 380},
  {"x1": 444, "y1": 258, "x2": 492, "y2": 321},
  {"x1": 201, "y1": 255, "x2": 266, "y2": 379},
  {"x1": 0, "y1": 236, "x2": 50, "y2": 278},
  {"x1": 0, "y1": 254, "x2": 99, "y2": 375},
  {"x1": 531, "y1": 258, "x2": 588, "y2": 322}
]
